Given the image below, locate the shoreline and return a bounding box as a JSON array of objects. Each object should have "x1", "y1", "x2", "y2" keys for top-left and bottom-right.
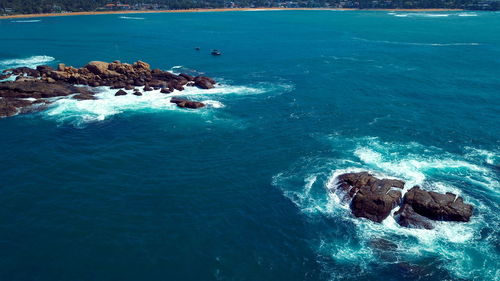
[{"x1": 0, "y1": 8, "x2": 465, "y2": 20}]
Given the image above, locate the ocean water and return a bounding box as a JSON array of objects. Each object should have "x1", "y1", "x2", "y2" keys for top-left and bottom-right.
[{"x1": 0, "y1": 10, "x2": 499, "y2": 281}]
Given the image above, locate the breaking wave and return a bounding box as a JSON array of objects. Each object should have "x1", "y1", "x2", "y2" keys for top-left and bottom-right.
[
  {"x1": 0, "y1": 55, "x2": 55, "y2": 70},
  {"x1": 41, "y1": 82, "x2": 272, "y2": 125},
  {"x1": 353, "y1": 37, "x2": 481, "y2": 47},
  {"x1": 119, "y1": 16, "x2": 145, "y2": 20},
  {"x1": 11, "y1": 19, "x2": 42, "y2": 23},
  {"x1": 272, "y1": 136, "x2": 499, "y2": 280}
]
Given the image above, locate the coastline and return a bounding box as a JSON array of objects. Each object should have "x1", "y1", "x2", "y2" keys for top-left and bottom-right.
[{"x1": 0, "y1": 7, "x2": 465, "y2": 20}]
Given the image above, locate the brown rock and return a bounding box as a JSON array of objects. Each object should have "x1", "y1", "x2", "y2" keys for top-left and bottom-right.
[
  {"x1": 170, "y1": 97, "x2": 205, "y2": 109},
  {"x1": 194, "y1": 76, "x2": 216, "y2": 89}
]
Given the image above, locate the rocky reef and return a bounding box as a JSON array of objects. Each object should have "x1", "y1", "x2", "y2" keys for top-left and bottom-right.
[
  {"x1": 0, "y1": 60, "x2": 216, "y2": 117},
  {"x1": 332, "y1": 172, "x2": 473, "y2": 229}
]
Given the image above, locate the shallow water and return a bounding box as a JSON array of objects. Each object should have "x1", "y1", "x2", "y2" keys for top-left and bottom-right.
[{"x1": 0, "y1": 10, "x2": 499, "y2": 281}]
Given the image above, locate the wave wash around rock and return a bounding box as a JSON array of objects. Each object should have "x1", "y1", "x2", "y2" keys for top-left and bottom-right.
[
  {"x1": 0, "y1": 60, "x2": 216, "y2": 117},
  {"x1": 332, "y1": 172, "x2": 474, "y2": 230}
]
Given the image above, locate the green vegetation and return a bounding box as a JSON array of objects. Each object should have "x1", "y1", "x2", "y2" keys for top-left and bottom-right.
[{"x1": 0, "y1": 0, "x2": 498, "y2": 14}]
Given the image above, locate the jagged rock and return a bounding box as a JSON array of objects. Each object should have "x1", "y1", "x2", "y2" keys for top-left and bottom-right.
[
  {"x1": 170, "y1": 97, "x2": 205, "y2": 109},
  {"x1": 334, "y1": 172, "x2": 405, "y2": 223},
  {"x1": 57, "y1": 63, "x2": 66, "y2": 71},
  {"x1": 402, "y1": 186, "x2": 473, "y2": 222},
  {"x1": 132, "y1": 91, "x2": 142, "y2": 96},
  {"x1": 115, "y1": 89, "x2": 127, "y2": 96},
  {"x1": 124, "y1": 85, "x2": 134, "y2": 90}
]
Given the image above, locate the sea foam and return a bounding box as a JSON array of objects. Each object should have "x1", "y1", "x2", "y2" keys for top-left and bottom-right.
[
  {"x1": 0, "y1": 55, "x2": 55, "y2": 69},
  {"x1": 42, "y1": 82, "x2": 269, "y2": 125},
  {"x1": 272, "y1": 136, "x2": 499, "y2": 280}
]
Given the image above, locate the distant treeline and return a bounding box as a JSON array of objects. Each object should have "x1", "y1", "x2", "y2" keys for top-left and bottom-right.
[{"x1": 0, "y1": 0, "x2": 498, "y2": 14}]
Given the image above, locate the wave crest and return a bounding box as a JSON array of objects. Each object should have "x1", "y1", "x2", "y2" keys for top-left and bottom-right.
[{"x1": 0, "y1": 55, "x2": 55, "y2": 70}]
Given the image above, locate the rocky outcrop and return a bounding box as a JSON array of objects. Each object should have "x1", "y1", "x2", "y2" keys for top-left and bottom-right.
[
  {"x1": 170, "y1": 97, "x2": 205, "y2": 109},
  {"x1": 0, "y1": 60, "x2": 215, "y2": 117},
  {"x1": 400, "y1": 186, "x2": 473, "y2": 222},
  {"x1": 333, "y1": 172, "x2": 474, "y2": 229},
  {"x1": 336, "y1": 172, "x2": 405, "y2": 222}
]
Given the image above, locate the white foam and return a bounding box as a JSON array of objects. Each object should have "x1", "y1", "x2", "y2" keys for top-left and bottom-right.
[
  {"x1": 202, "y1": 100, "x2": 225, "y2": 108},
  {"x1": 41, "y1": 82, "x2": 269, "y2": 124},
  {"x1": 119, "y1": 16, "x2": 145, "y2": 20},
  {"x1": 0, "y1": 55, "x2": 55, "y2": 70},
  {"x1": 11, "y1": 19, "x2": 41, "y2": 23},
  {"x1": 458, "y1": 12, "x2": 478, "y2": 17},
  {"x1": 353, "y1": 37, "x2": 480, "y2": 47},
  {"x1": 273, "y1": 136, "x2": 499, "y2": 280}
]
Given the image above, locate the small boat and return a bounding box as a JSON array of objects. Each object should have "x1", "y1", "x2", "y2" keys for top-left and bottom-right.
[{"x1": 211, "y1": 50, "x2": 221, "y2": 56}]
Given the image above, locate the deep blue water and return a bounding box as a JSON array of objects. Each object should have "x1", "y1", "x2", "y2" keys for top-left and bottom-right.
[{"x1": 0, "y1": 10, "x2": 499, "y2": 281}]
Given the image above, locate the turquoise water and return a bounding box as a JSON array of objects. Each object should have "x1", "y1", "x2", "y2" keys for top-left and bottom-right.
[{"x1": 0, "y1": 10, "x2": 499, "y2": 281}]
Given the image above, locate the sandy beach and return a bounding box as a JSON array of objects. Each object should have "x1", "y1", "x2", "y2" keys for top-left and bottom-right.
[{"x1": 0, "y1": 7, "x2": 464, "y2": 20}]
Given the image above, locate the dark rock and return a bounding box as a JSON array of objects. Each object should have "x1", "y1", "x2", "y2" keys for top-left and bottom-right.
[
  {"x1": 143, "y1": 84, "x2": 153, "y2": 91},
  {"x1": 402, "y1": 186, "x2": 473, "y2": 222},
  {"x1": 124, "y1": 85, "x2": 134, "y2": 90},
  {"x1": 10, "y1": 67, "x2": 40, "y2": 77},
  {"x1": 115, "y1": 89, "x2": 127, "y2": 96},
  {"x1": 335, "y1": 172, "x2": 405, "y2": 223},
  {"x1": 0, "y1": 98, "x2": 20, "y2": 117},
  {"x1": 132, "y1": 91, "x2": 142, "y2": 96},
  {"x1": 0, "y1": 74, "x2": 11, "y2": 80},
  {"x1": 0, "y1": 80, "x2": 92, "y2": 99},
  {"x1": 160, "y1": 88, "x2": 172, "y2": 94},
  {"x1": 194, "y1": 76, "x2": 216, "y2": 89},
  {"x1": 170, "y1": 97, "x2": 205, "y2": 109},
  {"x1": 394, "y1": 203, "x2": 434, "y2": 230},
  {"x1": 36, "y1": 65, "x2": 54, "y2": 73},
  {"x1": 73, "y1": 93, "x2": 97, "y2": 100},
  {"x1": 179, "y1": 73, "x2": 194, "y2": 81}
]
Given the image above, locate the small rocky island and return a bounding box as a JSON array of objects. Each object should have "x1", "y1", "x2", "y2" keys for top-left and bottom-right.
[
  {"x1": 0, "y1": 60, "x2": 216, "y2": 117},
  {"x1": 333, "y1": 172, "x2": 473, "y2": 229}
]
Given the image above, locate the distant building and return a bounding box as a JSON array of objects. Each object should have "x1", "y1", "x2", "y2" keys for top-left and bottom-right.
[{"x1": 103, "y1": 2, "x2": 132, "y2": 10}]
